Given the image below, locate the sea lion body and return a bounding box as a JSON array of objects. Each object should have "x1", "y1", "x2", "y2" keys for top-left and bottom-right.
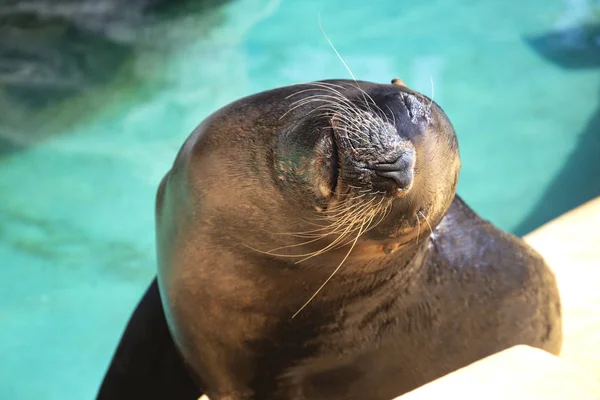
[{"x1": 98, "y1": 80, "x2": 562, "y2": 400}]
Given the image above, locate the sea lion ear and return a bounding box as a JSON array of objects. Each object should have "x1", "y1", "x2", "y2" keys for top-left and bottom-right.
[{"x1": 391, "y1": 78, "x2": 407, "y2": 87}]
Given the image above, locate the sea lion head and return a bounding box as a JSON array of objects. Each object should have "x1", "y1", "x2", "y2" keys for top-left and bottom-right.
[{"x1": 160, "y1": 79, "x2": 460, "y2": 266}]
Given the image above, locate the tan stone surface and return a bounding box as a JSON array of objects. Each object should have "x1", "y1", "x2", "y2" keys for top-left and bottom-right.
[
  {"x1": 524, "y1": 197, "x2": 600, "y2": 378},
  {"x1": 397, "y1": 345, "x2": 600, "y2": 399}
]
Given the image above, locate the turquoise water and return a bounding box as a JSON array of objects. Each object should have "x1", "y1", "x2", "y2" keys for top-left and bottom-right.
[{"x1": 1, "y1": 0, "x2": 599, "y2": 398}]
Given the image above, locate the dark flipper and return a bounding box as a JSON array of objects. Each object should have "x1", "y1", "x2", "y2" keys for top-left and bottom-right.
[{"x1": 97, "y1": 278, "x2": 203, "y2": 400}]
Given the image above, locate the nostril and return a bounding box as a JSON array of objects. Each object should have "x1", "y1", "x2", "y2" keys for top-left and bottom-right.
[
  {"x1": 375, "y1": 168, "x2": 414, "y2": 191},
  {"x1": 375, "y1": 169, "x2": 413, "y2": 190},
  {"x1": 370, "y1": 150, "x2": 415, "y2": 191}
]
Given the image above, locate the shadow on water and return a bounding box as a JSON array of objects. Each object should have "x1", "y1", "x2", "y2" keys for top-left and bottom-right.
[
  {"x1": 0, "y1": 0, "x2": 229, "y2": 156},
  {"x1": 516, "y1": 24, "x2": 600, "y2": 235}
]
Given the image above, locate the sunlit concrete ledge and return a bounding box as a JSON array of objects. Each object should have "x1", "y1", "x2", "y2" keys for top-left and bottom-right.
[
  {"x1": 200, "y1": 345, "x2": 600, "y2": 400},
  {"x1": 524, "y1": 196, "x2": 600, "y2": 379},
  {"x1": 199, "y1": 197, "x2": 600, "y2": 400},
  {"x1": 397, "y1": 345, "x2": 600, "y2": 400}
]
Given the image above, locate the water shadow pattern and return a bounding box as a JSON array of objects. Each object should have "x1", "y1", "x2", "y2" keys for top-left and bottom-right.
[
  {"x1": 516, "y1": 24, "x2": 600, "y2": 235},
  {"x1": 0, "y1": 0, "x2": 228, "y2": 156}
]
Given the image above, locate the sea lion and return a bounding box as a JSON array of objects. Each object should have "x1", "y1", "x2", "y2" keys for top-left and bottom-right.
[{"x1": 97, "y1": 79, "x2": 562, "y2": 400}]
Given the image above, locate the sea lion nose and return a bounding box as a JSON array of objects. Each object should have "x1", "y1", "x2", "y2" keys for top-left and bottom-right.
[{"x1": 369, "y1": 148, "x2": 415, "y2": 191}]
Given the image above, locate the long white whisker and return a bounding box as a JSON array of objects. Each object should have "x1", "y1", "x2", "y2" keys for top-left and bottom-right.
[
  {"x1": 427, "y1": 76, "x2": 435, "y2": 114},
  {"x1": 292, "y1": 208, "x2": 372, "y2": 318},
  {"x1": 418, "y1": 210, "x2": 433, "y2": 236}
]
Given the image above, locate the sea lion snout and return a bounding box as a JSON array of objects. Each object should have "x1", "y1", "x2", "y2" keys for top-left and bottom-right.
[
  {"x1": 267, "y1": 80, "x2": 459, "y2": 243},
  {"x1": 330, "y1": 112, "x2": 415, "y2": 194},
  {"x1": 328, "y1": 86, "x2": 430, "y2": 195}
]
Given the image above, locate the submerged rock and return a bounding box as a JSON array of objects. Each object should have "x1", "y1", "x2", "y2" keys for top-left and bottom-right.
[{"x1": 0, "y1": 0, "x2": 228, "y2": 155}]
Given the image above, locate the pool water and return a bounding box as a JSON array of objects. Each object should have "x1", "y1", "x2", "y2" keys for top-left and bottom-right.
[{"x1": 1, "y1": 0, "x2": 599, "y2": 398}]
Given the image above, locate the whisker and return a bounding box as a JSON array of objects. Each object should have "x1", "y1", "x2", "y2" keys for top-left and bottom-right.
[
  {"x1": 292, "y1": 207, "x2": 372, "y2": 318},
  {"x1": 386, "y1": 104, "x2": 396, "y2": 127},
  {"x1": 288, "y1": 85, "x2": 358, "y2": 112},
  {"x1": 426, "y1": 76, "x2": 435, "y2": 114},
  {"x1": 260, "y1": 196, "x2": 380, "y2": 260},
  {"x1": 415, "y1": 212, "x2": 421, "y2": 244},
  {"x1": 418, "y1": 210, "x2": 434, "y2": 236},
  {"x1": 317, "y1": 13, "x2": 380, "y2": 122}
]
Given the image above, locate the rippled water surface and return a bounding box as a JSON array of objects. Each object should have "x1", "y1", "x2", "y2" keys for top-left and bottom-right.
[{"x1": 1, "y1": 0, "x2": 599, "y2": 398}]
